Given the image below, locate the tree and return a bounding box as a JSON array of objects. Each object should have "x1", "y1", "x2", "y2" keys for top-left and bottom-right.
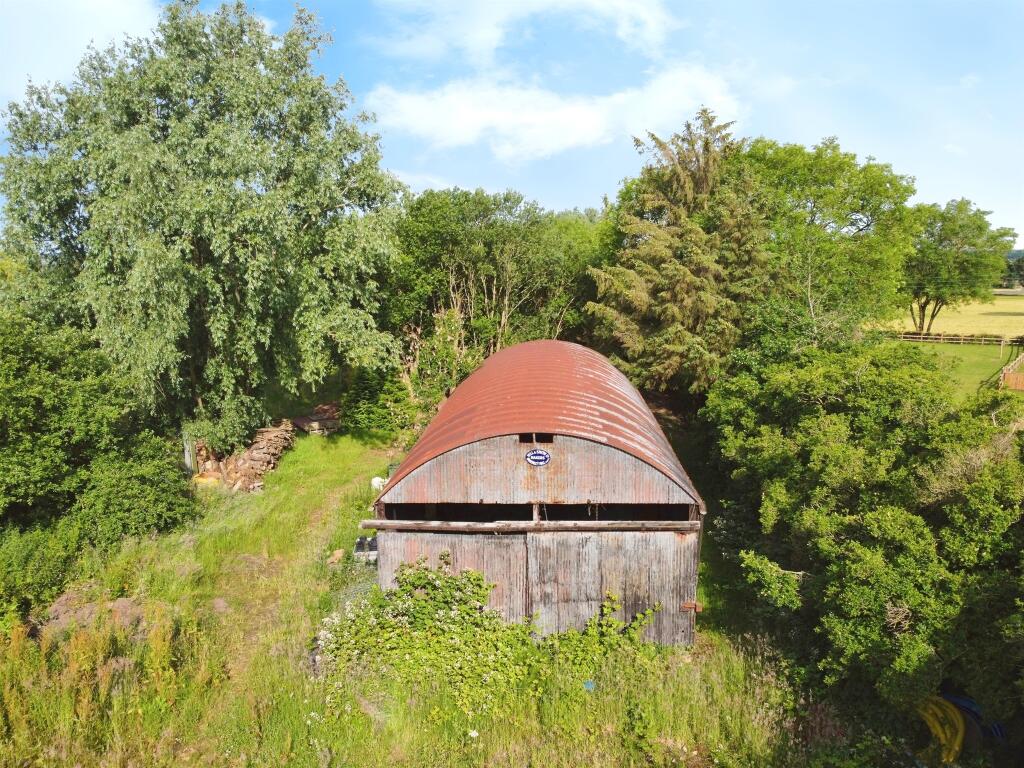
[
  {"x1": 742, "y1": 138, "x2": 916, "y2": 348},
  {"x1": 904, "y1": 199, "x2": 1016, "y2": 334},
  {"x1": 586, "y1": 109, "x2": 769, "y2": 395},
  {"x1": 0, "y1": 1, "x2": 399, "y2": 450},
  {"x1": 703, "y1": 342, "x2": 1024, "y2": 714},
  {"x1": 1001, "y1": 251, "x2": 1024, "y2": 288},
  {"x1": 388, "y1": 189, "x2": 603, "y2": 404}
]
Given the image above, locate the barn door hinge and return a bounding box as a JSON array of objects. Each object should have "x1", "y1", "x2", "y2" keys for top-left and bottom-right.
[{"x1": 681, "y1": 601, "x2": 703, "y2": 613}]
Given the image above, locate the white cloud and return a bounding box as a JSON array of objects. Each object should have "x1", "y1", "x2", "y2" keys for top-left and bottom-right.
[
  {"x1": 255, "y1": 14, "x2": 277, "y2": 34},
  {"x1": 371, "y1": 0, "x2": 680, "y2": 65},
  {"x1": 391, "y1": 169, "x2": 455, "y2": 191},
  {"x1": 367, "y1": 64, "x2": 739, "y2": 163},
  {"x1": 0, "y1": 0, "x2": 159, "y2": 108}
]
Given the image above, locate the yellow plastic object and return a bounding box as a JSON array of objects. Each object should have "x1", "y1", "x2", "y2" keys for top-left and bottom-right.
[{"x1": 917, "y1": 696, "x2": 965, "y2": 765}]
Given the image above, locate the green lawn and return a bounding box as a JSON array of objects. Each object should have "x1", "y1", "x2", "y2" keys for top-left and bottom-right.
[{"x1": 906, "y1": 341, "x2": 1021, "y2": 399}]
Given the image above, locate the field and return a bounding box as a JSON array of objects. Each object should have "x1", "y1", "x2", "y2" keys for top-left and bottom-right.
[
  {"x1": 908, "y1": 341, "x2": 1020, "y2": 399},
  {"x1": 896, "y1": 294, "x2": 1024, "y2": 337},
  {"x1": 0, "y1": 434, "x2": 808, "y2": 767}
]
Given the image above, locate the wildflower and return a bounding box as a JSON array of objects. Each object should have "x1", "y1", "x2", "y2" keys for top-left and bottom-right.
[{"x1": 468, "y1": 729, "x2": 479, "y2": 739}]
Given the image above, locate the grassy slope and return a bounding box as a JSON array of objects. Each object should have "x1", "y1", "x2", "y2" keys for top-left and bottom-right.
[
  {"x1": 1, "y1": 434, "x2": 389, "y2": 765},
  {"x1": 1, "y1": 433, "x2": 799, "y2": 766},
  {"x1": 895, "y1": 295, "x2": 1024, "y2": 337},
  {"x1": 907, "y1": 341, "x2": 1021, "y2": 399}
]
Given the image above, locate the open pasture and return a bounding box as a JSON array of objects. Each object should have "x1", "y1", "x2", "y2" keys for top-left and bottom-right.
[{"x1": 896, "y1": 294, "x2": 1024, "y2": 337}]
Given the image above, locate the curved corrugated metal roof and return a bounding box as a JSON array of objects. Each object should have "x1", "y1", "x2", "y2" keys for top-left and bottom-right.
[{"x1": 380, "y1": 340, "x2": 703, "y2": 506}]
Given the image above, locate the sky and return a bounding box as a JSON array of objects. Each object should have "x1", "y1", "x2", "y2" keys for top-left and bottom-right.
[{"x1": 2, "y1": 0, "x2": 1022, "y2": 245}]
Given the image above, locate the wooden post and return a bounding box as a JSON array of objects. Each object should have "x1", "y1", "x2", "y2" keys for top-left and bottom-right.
[{"x1": 181, "y1": 431, "x2": 195, "y2": 475}]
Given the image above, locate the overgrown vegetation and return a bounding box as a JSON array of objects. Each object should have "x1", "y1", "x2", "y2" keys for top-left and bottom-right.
[
  {"x1": 704, "y1": 342, "x2": 1024, "y2": 717},
  {"x1": 0, "y1": 310, "x2": 194, "y2": 627},
  {"x1": 314, "y1": 557, "x2": 899, "y2": 767},
  {"x1": 0, "y1": 436, "x2": 819, "y2": 767},
  {"x1": 1, "y1": 0, "x2": 1022, "y2": 763}
]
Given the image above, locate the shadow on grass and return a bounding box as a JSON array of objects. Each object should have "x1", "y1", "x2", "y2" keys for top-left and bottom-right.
[
  {"x1": 261, "y1": 373, "x2": 348, "y2": 421},
  {"x1": 326, "y1": 427, "x2": 396, "y2": 451}
]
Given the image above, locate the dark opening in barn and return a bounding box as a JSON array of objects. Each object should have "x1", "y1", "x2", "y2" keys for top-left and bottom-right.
[{"x1": 361, "y1": 339, "x2": 705, "y2": 644}]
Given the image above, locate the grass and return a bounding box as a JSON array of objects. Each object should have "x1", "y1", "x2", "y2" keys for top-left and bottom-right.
[
  {"x1": 0, "y1": 433, "x2": 390, "y2": 765},
  {"x1": 903, "y1": 341, "x2": 1022, "y2": 400},
  {"x1": 895, "y1": 294, "x2": 1024, "y2": 337},
  {"x1": 0, "y1": 432, "x2": 822, "y2": 766}
]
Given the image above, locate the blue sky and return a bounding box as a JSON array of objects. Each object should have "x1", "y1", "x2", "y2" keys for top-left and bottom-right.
[{"x1": 2, "y1": 0, "x2": 1022, "y2": 244}]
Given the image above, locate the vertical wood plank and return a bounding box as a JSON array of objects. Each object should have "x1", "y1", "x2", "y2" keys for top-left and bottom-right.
[
  {"x1": 376, "y1": 531, "x2": 528, "y2": 621},
  {"x1": 378, "y1": 529, "x2": 700, "y2": 645}
]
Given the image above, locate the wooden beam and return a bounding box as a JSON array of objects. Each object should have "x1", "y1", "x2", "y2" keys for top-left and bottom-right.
[{"x1": 360, "y1": 519, "x2": 702, "y2": 533}]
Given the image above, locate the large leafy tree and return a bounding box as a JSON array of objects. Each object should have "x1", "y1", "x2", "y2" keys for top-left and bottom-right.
[
  {"x1": 586, "y1": 109, "x2": 769, "y2": 395},
  {"x1": 1, "y1": 1, "x2": 399, "y2": 449},
  {"x1": 743, "y1": 138, "x2": 916, "y2": 348},
  {"x1": 904, "y1": 199, "x2": 1016, "y2": 334},
  {"x1": 704, "y1": 343, "x2": 1024, "y2": 715},
  {"x1": 388, "y1": 188, "x2": 603, "y2": 403}
]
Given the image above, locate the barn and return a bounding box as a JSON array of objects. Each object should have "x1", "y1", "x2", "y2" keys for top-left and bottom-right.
[{"x1": 361, "y1": 339, "x2": 705, "y2": 644}]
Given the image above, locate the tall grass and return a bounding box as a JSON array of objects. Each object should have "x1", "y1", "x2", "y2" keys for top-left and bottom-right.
[
  {"x1": 306, "y1": 631, "x2": 799, "y2": 767},
  {"x1": 0, "y1": 434, "x2": 813, "y2": 766}
]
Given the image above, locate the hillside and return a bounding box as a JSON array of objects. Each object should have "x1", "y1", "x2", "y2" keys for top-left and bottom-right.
[{"x1": 0, "y1": 434, "x2": 819, "y2": 766}]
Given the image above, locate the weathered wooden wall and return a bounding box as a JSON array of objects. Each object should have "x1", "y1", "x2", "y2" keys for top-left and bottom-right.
[
  {"x1": 527, "y1": 530, "x2": 698, "y2": 645},
  {"x1": 380, "y1": 435, "x2": 697, "y2": 506},
  {"x1": 376, "y1": 531, "x2": 529, "y2": 621},
  {"x1": 375, "y1": 529, "x2": 700, "y2": 645}
]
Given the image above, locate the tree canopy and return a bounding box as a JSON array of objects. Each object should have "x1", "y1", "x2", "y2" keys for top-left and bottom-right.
[
  {"x1": 586, "y1": 109, "x2": 768, "y2": 395},
  {"x1": 388, "y1": 188, "x2": 604, "y2": 406},
  {"x1": 904, "y1": 199, "x2": 1016, "y2": 334},
  {"x1": 742, "y1": 137, "x2": 916, "y2": 347},
  {"x1": 0, "y1": 0, "x2": 399, "y2": 449}
]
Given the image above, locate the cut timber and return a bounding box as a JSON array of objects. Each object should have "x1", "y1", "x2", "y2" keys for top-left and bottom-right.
[
  {"x1": 194, "y1": 420, "x2": 295, "y2": 493},
  {"x1": 293, "y1": 402, "x2": 341, "y2": 436}
]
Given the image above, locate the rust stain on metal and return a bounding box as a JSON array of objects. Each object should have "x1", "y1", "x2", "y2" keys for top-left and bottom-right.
[{"x1": 378, "y1": 340, "x2": 703, "y2": 508}]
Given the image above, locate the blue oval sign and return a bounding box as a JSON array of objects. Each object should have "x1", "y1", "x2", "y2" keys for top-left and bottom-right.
[{"x1": 525, "y1": 449, "x2": 551, "y2": 466}]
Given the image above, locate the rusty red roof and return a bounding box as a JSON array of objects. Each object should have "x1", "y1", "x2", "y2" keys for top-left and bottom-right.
[{"x1": 380, "y1": 340, "x2": 703, "y2": 507}]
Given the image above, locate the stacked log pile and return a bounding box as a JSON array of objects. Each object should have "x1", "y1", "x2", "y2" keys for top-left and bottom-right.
[
  {"x1": 293, "y1": 402, "x2": 341, "y2": 436},
  {"x1": 194, "y1": 420, "x2": 296, "y2": 492}
]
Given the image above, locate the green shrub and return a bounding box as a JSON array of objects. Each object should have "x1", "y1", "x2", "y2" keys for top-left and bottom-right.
[
  {"x1": 73, "y1": 435, "x2": 196, "y2": 553},
  {"x1": 0, "y1": 311, "x2": 128, "y2": 523},
  {"x1": 317, "y1": 557, "x2": 657, "y2": 720},
  {"x1": 0, "y1": 310, "x2": 195, "y2": 623},
  {"x1": 339, "y1": 367, "x2": 416, "y2": 437},
  {"x1": 0, "y1": 517, "x2": 84, "y2": 628},
  {"x1": 703, "y1": 341, "x2": 1024, "y2": 722}
]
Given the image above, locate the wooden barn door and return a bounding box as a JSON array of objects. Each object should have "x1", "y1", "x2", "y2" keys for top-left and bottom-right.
[
  {"x1": 526, "y1": 530, "x2": 699, "y2": 645},
  {"x1": 376, "y1": 531, "x2": 529, "y2": 621}
]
